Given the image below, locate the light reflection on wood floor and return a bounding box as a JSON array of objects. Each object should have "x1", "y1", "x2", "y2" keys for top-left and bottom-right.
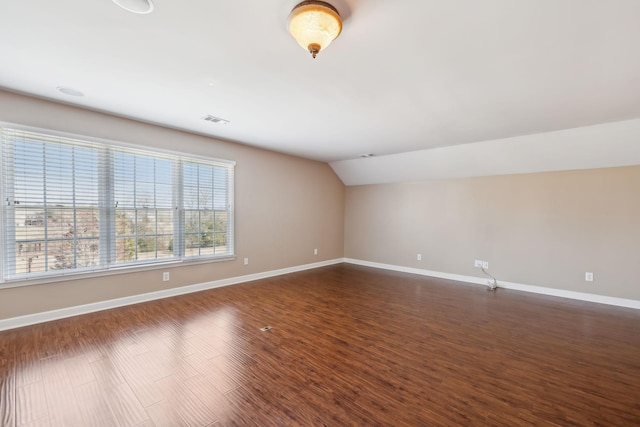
[{"x1": 1, "y1": 264, "x2": 640, "y2": 426}]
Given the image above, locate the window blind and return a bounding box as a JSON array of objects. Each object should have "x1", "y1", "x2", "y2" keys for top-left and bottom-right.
[{"x1": 0, "y1": 125, "x2": 234, "y2": 283}]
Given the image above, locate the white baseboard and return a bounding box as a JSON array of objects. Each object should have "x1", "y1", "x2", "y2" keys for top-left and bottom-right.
[
  {"x1": 343, "y1": 258, "x2": 640, "y2": 310},
  {"x1": 0, "y1": 258, "x2": 343, "y2": 331},
  {"x1": 3, "y1": 257, "x2": 638, "y2": 331}
]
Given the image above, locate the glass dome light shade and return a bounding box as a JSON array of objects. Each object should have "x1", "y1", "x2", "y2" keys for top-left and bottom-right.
[{"x1": 288, "y1": 1, "x2": 342, "y2": 58}]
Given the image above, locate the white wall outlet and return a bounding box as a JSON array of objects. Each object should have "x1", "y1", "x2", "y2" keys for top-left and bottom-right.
[
  {"x1": 585, "y1": 272, "x2": 594, "y2": 282},
  {"x1": 482, "y1": 261, "x2": 489, "y2": 269},
  {"x1": 314, "y1": 248, "x2": 318, "y2": 255},
  {"x1": 474, "y1": 260, "x2": 483, "y2": 268},
  {"x1": 416, "y1": 253, "x2": 422, "y2": 261},
  {"x1": 244, "y1": 258, "x2": 249, "y2": 266},
  {"x1": 162, "y1": 272, "x2": 170, "y2": 282}
]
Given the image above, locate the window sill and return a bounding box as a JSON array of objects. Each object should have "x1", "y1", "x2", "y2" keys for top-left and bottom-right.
[{"x1": 0, "y1": 255, "x2": 236, "y2": 289}]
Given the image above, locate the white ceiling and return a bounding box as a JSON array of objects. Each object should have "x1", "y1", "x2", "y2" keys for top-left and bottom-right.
[{"x1": 1, "y1": 0, "x2": 640, "y2": 164}]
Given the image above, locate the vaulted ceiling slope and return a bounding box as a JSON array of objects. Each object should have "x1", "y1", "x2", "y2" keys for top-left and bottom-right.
[
  {"x1": 1, "y1": 1, "x2": 639, "y2": 178},
  {"x1": 331, "y1": 118, "x2": 640, "y2": 185}
]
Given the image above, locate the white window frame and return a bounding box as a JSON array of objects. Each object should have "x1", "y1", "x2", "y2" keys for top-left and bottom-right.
[{"x1": 0, "y1": 123, "x2": 235, "y2": 287}]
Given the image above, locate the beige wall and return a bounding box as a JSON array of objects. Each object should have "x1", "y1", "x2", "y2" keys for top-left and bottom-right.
[
  {"x1": 0, "y1": 90, "x2": 345, "y2": 319},
  {"x1": 345, "y1": 166, "x2": 640, "y2": 301}
]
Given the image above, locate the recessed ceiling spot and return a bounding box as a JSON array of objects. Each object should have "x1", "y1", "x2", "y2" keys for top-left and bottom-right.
[
  {"x1": 112, "y1": 0, "x2": 154, "y2": 14},
  {"x1": 57, "y1": 86, "x2": 84, "y2": 97},
  {"x1": 201, "y1": 115, "x2": 230, "y2": 125}
]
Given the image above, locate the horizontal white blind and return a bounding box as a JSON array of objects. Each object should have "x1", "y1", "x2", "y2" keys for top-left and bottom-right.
[
  {"x1": 1, "y1": 126, "x2": 234, "y2": 283},
  {"x1": 1, "y1": 129, "x2": 105, "y2": 277},
  {"x1": 112, "y1": 148, "x2": 176, "y2": 264},
  {"x1": 182, "y1": 160, "x2": 234, "y2": 258}
]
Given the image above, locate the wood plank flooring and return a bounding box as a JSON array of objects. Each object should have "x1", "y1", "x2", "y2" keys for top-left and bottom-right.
[{"x1": 1, "y1": 263, "x2": 639, "y2": 426}]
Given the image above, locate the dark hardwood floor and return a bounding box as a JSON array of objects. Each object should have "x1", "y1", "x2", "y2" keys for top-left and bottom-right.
[{"x1": 1, "y1": 263, "x2": 639, "y2": 426}]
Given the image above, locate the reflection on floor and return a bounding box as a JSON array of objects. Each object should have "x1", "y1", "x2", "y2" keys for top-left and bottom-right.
[{"x1": 1, "y1": 264, "x2": 640, "y2": 426}]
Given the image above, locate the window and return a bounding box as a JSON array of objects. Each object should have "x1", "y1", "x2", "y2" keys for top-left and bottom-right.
[
  {"x1": 183, "y1": 161, "x2": 231, "y2": 257},
  {"x1": 0, "y1": 126, "x2": 234, "y2": 283},
  {"x1": 113, "y1": 150, "x2": 175, "y2": 263}
]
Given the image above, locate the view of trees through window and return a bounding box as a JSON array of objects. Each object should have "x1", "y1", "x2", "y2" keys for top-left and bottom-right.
[
  {"x1": 2, "y1": 127, "x2": 234, "y2": 280},
  {"x1": 14, "y1": 207, "x2": 100, "y2": 273},
  {"x1": 183, "y1": 161, "x2": 229, "y2": 257}
]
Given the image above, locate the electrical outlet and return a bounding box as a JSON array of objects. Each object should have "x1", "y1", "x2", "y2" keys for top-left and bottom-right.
[
  {"x1": 482, "y1": 261, "x2": 489, "y2": 269},
  {"x1": 474, "y1": 260, "x2": 483, "y2": 268},
  {"x1": 244, "y1": 258, "x2": 249, "y2": 266},
  {"x1": 417, "y1": 253, "x2": 422, "y2": 261},
  {"x1": 314, "y1": 248, "x2": 318, "y2": 255},
  {"x1": 585, "y1": 272, "x2": 594, "y2": 282},
  {"x1": 162, "y1": 272, "x2": 170, "y2": 282}
]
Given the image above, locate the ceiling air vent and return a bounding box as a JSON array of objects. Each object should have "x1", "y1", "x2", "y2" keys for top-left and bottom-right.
[{"x1": 201, "y1": 115, "x2": 230, "y2": 125}]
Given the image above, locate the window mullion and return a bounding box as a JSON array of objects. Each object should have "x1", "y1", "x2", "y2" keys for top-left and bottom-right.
[
  {"x1": 71, "y1": 148, "x2": 78, "y2": 268},
  {"x1": 197, "y1": 164, "x2": 201, "y2": 256},
  {"x1": 174, "y1": 160, "x2": 184, "y2": 258},
  {"x1": 99, "y1": 148, "x2": 114, "y2": 267},
  {"x1": 133, "y1": 158, "x2": 138, "y2": 261},
  {"x1": 227, "y1": 165, "x2": 235, "y2": 255},
  {"x1": 42, "y1": 143, "x2": 49, "y2": 272},
  {"x1": 0, "y1": 132, "x2": 16, "y2": 280}
]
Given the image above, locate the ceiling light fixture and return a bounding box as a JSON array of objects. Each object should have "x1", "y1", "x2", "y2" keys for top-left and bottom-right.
[{"x1": 288, "y1": 1, "x2": 342, "y2": 59}]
